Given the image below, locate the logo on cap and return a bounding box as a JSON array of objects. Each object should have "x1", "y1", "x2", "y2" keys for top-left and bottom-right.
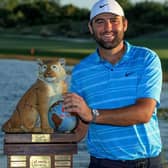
[{"x1": 99, "y1": 3, "x2": 108, "y2": 8}]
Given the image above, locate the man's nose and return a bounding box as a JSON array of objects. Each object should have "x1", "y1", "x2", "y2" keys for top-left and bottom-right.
[{"x1": 104, "y1": 20, "x2": 113, "y2": 31}]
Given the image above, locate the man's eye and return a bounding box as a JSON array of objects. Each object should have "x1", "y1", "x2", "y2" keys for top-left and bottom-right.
[
  {"x1": 97, "y1": 21, "x2": 104, "y2": 24},
  {"x1": 110, "y1": 18, "x2": 120, "y2": 24},
  {"x1": 95, "y1": 19, "x2": 104, "y2": 24}
]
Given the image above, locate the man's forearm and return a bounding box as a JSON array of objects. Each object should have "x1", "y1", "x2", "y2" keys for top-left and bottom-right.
[{"x1": 92, "y1": 98, "x2": 156, "y2": 126}]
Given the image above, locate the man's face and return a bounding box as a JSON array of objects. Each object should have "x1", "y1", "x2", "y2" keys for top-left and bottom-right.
[{"x1": 89, "y1": 13, "x2": 127, "y2": 49}]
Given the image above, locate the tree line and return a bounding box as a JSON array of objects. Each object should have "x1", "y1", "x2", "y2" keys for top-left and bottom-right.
[{"x1": 0, "y1": 0, "x2": 168, "y2": 37}]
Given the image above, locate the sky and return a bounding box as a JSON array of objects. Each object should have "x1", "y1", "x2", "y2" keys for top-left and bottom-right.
[{"x1": 60, "y1": 0, "x2": 166, "y2": 9}]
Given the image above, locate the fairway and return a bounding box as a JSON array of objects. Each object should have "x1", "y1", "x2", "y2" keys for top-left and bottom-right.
[
  {"x1": 0, "y1": 35, "x2": 96, "y2": 59},
  {"x1": 0, "y1": 35, "x2": 167, "y2": 58},
  {"x1": 0, "y1": 35, "x2": 168, "y2": 80}
]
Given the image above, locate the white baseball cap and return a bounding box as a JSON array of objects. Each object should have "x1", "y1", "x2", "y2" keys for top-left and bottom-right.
[{"x1": 90, "y1": 0, "x2": 124, "y2": 20}]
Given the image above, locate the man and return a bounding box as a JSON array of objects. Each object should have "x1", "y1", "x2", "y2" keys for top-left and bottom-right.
[{"x1": 63, "y1": 0, "x2": 163, "y2": 167}]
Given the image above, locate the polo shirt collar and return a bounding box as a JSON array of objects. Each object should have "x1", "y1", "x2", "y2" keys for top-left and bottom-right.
[{"x1": 94, "y1": 41, "x2": 131, "y2": 65}]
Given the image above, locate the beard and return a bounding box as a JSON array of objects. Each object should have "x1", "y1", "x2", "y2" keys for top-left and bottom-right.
[{"x1": 92, "y1": 30, "x2": 124, "y2": 50}]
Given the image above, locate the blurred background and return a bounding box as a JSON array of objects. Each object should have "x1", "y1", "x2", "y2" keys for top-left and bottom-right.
[
  {"x1": 0, "y1": 0, "x2": 168, "y2": 78},
  {"x1": 0, "y1": 0, "x2": 168, "y2": 38}
]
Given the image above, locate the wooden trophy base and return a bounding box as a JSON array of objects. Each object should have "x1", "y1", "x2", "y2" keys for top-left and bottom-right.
[{"x1": 4, "y1": 119, "x2": 88, "y2": 168}]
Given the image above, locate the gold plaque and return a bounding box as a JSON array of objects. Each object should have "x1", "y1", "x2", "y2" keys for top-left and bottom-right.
[
  {"x1": 30, "y1": 156, "x2": 51, "y2": 168},
  {"x1": 32, "y1": 134, "x2": 50, "y2": 142},
  {"x1": 10, "y1": 156, "x2": 26, "y2": 167},
  {"x1": 55, "y1": 161, "x2": 71, "y2": 166},
  {"x1": 10, "y1": 161, "x2": 26, "y2": 167},
  {"x1": 10, "y1": 155, "x2": 26, "y2": 161},
  {"x1": 55, "y1": 155, "x2": 71, "y2": 160}
]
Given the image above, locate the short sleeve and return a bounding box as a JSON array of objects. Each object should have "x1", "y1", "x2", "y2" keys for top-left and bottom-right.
[{"x1": 136, "y1": 52, "x2": 162, "y2": 107}]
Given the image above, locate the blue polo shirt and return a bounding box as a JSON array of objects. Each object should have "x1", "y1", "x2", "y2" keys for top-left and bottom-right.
[{"x1": 70, "y1": 41, "x2": 162, "y2": 160}]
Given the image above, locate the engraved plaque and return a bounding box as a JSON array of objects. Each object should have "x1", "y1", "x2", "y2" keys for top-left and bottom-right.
[
  {"x1": 54, "y1": 155, "x2": 71, "y2": 167},
  {"x1": 10, "y1": 155, "x2": 26, "y2": 167},
  {"x1": 30, "y1": 156, "x2": 51, "y2": 168},
  {"x1": 10, "y1": 161, "x2": 26, "y2": 167},
  {"x1": 10, "y1": 155, "x2": 26, "y2": 161},
  {"x1": 32, "y1": 134, "x2": 50, "y2": 142},
  {"x1": 55, "y1": 161, "x2": 71, "y2": 166},
  {"x1": 55, "y1": 155, "x2": 71, "y2": 160}
]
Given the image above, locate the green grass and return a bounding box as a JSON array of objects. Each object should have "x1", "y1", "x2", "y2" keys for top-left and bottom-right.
[
  {"x1": 0, "y1": 35, "x2": 168, "y2": 58},
  {"x1": 0, "y1": 34, "x2": 168, "y2": 78},
  {"x1": 158, "y1": 108, "x2": 168, "y2": 120},
  {"x1": 0, "y1": 35, "x2": 96, "y2": 59}
]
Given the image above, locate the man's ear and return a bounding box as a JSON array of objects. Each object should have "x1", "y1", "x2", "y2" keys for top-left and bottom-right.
[
  {"x1": 88, "y1": 21, "x2": 93, "y2": 35},
  {"x1": 123, "y1": 18, "x2": 128, "y2": 32}
]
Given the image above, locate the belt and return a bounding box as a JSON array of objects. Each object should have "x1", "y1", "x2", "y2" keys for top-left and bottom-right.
[{"x1": 90, "y1": 153, "x2": 162, "y2": 168}]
